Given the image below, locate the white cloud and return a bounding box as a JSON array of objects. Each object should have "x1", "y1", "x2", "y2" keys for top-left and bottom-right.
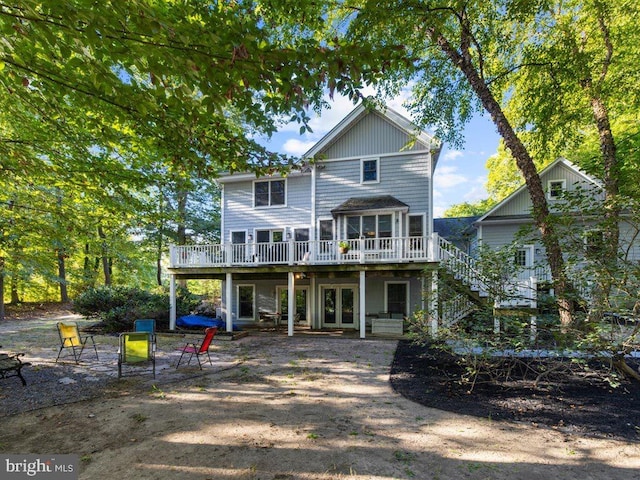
[
  {"x1": 442, "y1": 149, "x2": 463, "y2": 162},
  {"x1": 282, "y1": 138, "x2": 317, "y2": 156},
  {"x1": 433, "y1": 165, "x2": 468, "y2": 189},
  {"x1": 433, "y1": 205, "x2": 447, "y2": 218},
  {"x1": 463, "y1": 176, "x2": 489, "y2": 202},
  {"x1": 277, "y1": 85, "x2": 416, "y2": 137}
]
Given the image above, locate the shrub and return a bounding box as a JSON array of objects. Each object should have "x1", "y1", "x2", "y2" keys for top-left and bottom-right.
[{"x1": 73, "y1": 285, "x2": 199, "y2": 332}]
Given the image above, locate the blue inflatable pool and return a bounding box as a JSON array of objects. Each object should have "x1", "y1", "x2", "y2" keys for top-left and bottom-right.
[{"x1": 177, "y1": 315, "x2": 240, "y2": 330}]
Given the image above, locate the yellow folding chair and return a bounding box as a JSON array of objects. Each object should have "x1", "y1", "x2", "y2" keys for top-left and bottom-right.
[
  {"x1": 55, "y1": 322, "x2": 99, "y2": 364},
  {"x1": 118, "y1": 332, "x2": 155, "y2": 378}
]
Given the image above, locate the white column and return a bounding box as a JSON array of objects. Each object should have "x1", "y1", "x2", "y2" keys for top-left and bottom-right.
[
  {"x1": 359, "y1": 270, "x2": 366, "y2": 339},
  {"x1": 169, "y1": 274, "x2": 177, "y2": 330},
  {"x1": 310, "y1": 273, "x2": 317, "y2": 329},
  {"x1": 288, "y1": 271, "x2": 295, "y2": 336},
  {"x1": 225, "y1": 272, "x2": 233, "y2": 333}
]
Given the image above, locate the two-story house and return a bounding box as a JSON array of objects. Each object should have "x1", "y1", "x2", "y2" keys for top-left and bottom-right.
[
  {"x1": 474, "y1": 157, "x2": 640, "y2": 310},
  {"x1": 168, "y1": 103, "x2": 446, "y2": 337}
]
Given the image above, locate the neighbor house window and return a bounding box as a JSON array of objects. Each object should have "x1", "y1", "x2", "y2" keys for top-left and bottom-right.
[
  {"x1": 361, "y1": 158, "x2": 379, "y2": 183},
  {"x1": 514, "y1": 249, "x2": 528, "y2": 266},
  {"x1": 254, "y1": 179, "x2": 285, "y2": 207},
  {"x1": 584, "y1": 229, "x2": 604, "y2": 257},
  {"x1": 547, "y1": 180, "x2": 566, "y2": 200}
]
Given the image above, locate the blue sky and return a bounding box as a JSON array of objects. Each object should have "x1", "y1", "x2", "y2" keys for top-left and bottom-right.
[{"x1": 260, "y1": 92, "x2": 501, "y2": 218}]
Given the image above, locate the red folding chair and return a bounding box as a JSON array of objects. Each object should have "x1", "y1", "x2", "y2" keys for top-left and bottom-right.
[{"x1": 176, "y1": 327, "x2": 217, "y2": 370}]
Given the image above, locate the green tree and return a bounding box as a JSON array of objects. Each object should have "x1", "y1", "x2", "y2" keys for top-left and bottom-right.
[
  {"x1": 317, "y1": 0, "x2": 577, "y2": 326},
  {"x1": 443, "y1": 199, "x2": 494, "y2": 218}
]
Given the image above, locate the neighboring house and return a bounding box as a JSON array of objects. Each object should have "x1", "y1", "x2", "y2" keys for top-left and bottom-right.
[
  {"x1": 168, "y1": 103, "x2": 449, "y2": 337},
  {"x1": 473, "y1": 157, "x2": 634, "y2": 309}
]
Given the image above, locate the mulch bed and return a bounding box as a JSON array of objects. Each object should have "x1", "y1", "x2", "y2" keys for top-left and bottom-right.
[{"x1": 390, "y1": 339, "x2": 640, "y2": 441}]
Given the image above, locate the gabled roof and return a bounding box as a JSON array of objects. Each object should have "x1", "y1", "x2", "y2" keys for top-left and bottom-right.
[
  {"x1": 330, "y1": 195, "x2": 409, "y2": 217},
  {"x1": 475, "y1": 158, "x2": 602, "y2": 224},
  {"x1": 304, "y1": 103, "x2": 440, "y2": 160}
]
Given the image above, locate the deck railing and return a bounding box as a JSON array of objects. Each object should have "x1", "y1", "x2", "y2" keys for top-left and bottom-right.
[{"x1": 169, "y1": 236, "x2": 432, "y2": 268}]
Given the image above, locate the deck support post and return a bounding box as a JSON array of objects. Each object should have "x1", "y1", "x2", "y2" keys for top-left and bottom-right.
[
  {"x1": 169, "y1": 274, "x2": 177, "y2": 330},
  {"x1": 288, "y1": 271, "x2": 295, "y2": 336},
  {"x1": 225, "y1": 272, "x2": 233, "y2": 332},
  {"x1": 359, "y1": 270, "x2": 366, "y2": 339}
]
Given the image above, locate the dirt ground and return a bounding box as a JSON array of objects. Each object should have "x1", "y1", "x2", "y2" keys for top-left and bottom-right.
[{"x1": 1, "y1": 307, "x2": 639, "y2": 479}]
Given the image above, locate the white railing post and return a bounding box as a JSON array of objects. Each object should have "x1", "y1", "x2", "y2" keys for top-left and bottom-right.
[
  {"x1": 288, "y1": 237, "x2": 295, "y2": 266},
  {"x1": 429, "y1": 233, "x2": 438, "y2": 261},
  {"x1": 225, "y1": 243, "x2": 232, "y2": 267}
]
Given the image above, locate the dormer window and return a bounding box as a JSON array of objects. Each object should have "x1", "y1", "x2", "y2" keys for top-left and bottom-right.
[
  {"x1": 547, "y1": 179, "x2": 566, "y2": 200},
  {"x1": 361, "y1": 158, "x2": 379, "y2": 183},
  {"x1": 254, "y1": 179, "x2": 286, "y2": 207}
]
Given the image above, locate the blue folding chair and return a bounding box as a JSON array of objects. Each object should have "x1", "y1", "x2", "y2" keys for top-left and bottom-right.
[{"x1": 134, "y1": 319, "x2": 156, "y2": 346}]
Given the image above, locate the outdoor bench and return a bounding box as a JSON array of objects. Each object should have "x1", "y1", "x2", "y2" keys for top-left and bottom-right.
[{"x1": 0, "y1": 348, "x2": 30, "y2": 386}]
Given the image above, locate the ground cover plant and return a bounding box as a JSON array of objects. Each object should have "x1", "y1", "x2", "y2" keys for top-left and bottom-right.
[{"x1": 391, "y1": 338, "x2": 640, "y2": 441}]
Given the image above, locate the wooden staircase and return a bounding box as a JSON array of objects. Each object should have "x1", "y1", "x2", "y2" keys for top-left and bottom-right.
[{"x1": 432, "y1": 234, "x2": 492, "y2": 326}]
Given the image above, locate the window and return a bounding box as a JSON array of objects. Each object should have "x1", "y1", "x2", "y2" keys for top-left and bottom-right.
[
  {"x1": 386, "y1": 282, "x2": 408, "y2": 316},
  {"x1": 584, "y1": 229, "x2": 604, "y2": 257},
  {"x1": 361, "y1": 158, "x2": 379, "y2": 183},
  {"x1": 408, "y1": 215, "x2": 424, "y2": 237},
  {"x1": 319, "y1": 220, "x2": 333, "y2": 241},
  {"x1": 408, "y1": 215, "x2": 425, "y2": 253},
  {"x1": 237, "y1": 285, "x2": 254, "y2": 318},
  {"x1": 514, "y1": 247, "x2": 532, "y2": 267},
  {"x1": 514, "y1": 249, "x2": 528, "y2": 266},
  {"x1": 547, "y1": 180, "x2": 566, "y2": 200},
  {"x1": 231, "y1": 231, "x2": 246, "y2": 244},
  {"x1": 254, "y1": 179, "x2": 285, "y2": 207},
  {"x1": 346, "y1": 214, "x2": 393, "y2": 248}
]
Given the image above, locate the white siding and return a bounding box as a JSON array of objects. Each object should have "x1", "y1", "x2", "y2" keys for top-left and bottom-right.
[
  {"x1": 322, "y1": 110, "x2": 429, "y2": 159},
  {"x1": 223, "y1": 175, "x2": 312, "y2": 241},
  {"x1": 315, "y1": 154, "x2": 431, "y2": 220},
  {"x1": 487, "y1": 162, "x2": 602, "y2": 219}
]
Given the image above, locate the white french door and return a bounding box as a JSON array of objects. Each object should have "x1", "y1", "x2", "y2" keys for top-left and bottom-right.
[{"x1": 321, "y1": 285, "x2": 358, "y2": 328}]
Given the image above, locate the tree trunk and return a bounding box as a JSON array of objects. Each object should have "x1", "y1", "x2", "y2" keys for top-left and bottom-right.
[
  {"x1": 97, "y1": 225, "x2": 112, "y2": 285},
  {"x1": 57, "y1": 249, "x2": 69, "y2": 303},
  {"x1": 0, "y1": 258, "x2": 5, "y2": 321},
  {"x1": 432, "y1": 26, "x2": 575, "y2": 327},
  {"x1": 83, "y1": 243, "x2": 97, "y2": 289},
  {"x1": 10, "y1": 272, "x2": 20, "y2": 304},
  {"x1": 581, "y1": 11, "x2": 619, "y2": 323}
]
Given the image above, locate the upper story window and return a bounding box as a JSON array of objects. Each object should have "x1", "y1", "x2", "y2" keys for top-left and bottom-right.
[
  {"x1": 584, "y1": 229, "x2": 604, "y2": 257},
  {"x1": 319, "y1": 220, "x2": 334, "y2": 241},
  {"x1": 547, "y1": 179, "x2": 566, "y2": 200},
  {"x1": 408, "y1": 215, "x2": 424, "y2": 237},
  {"x1": 361, "y1": 158, "x2": 379, "y2": 183},
  {"x1": 254, "y1": 179, "x2": 285, "y2": 207}
]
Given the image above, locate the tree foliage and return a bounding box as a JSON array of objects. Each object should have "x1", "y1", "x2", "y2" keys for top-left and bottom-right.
[{"x1": 0, "y1": 1, "x2": 405, "y2": 314}]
